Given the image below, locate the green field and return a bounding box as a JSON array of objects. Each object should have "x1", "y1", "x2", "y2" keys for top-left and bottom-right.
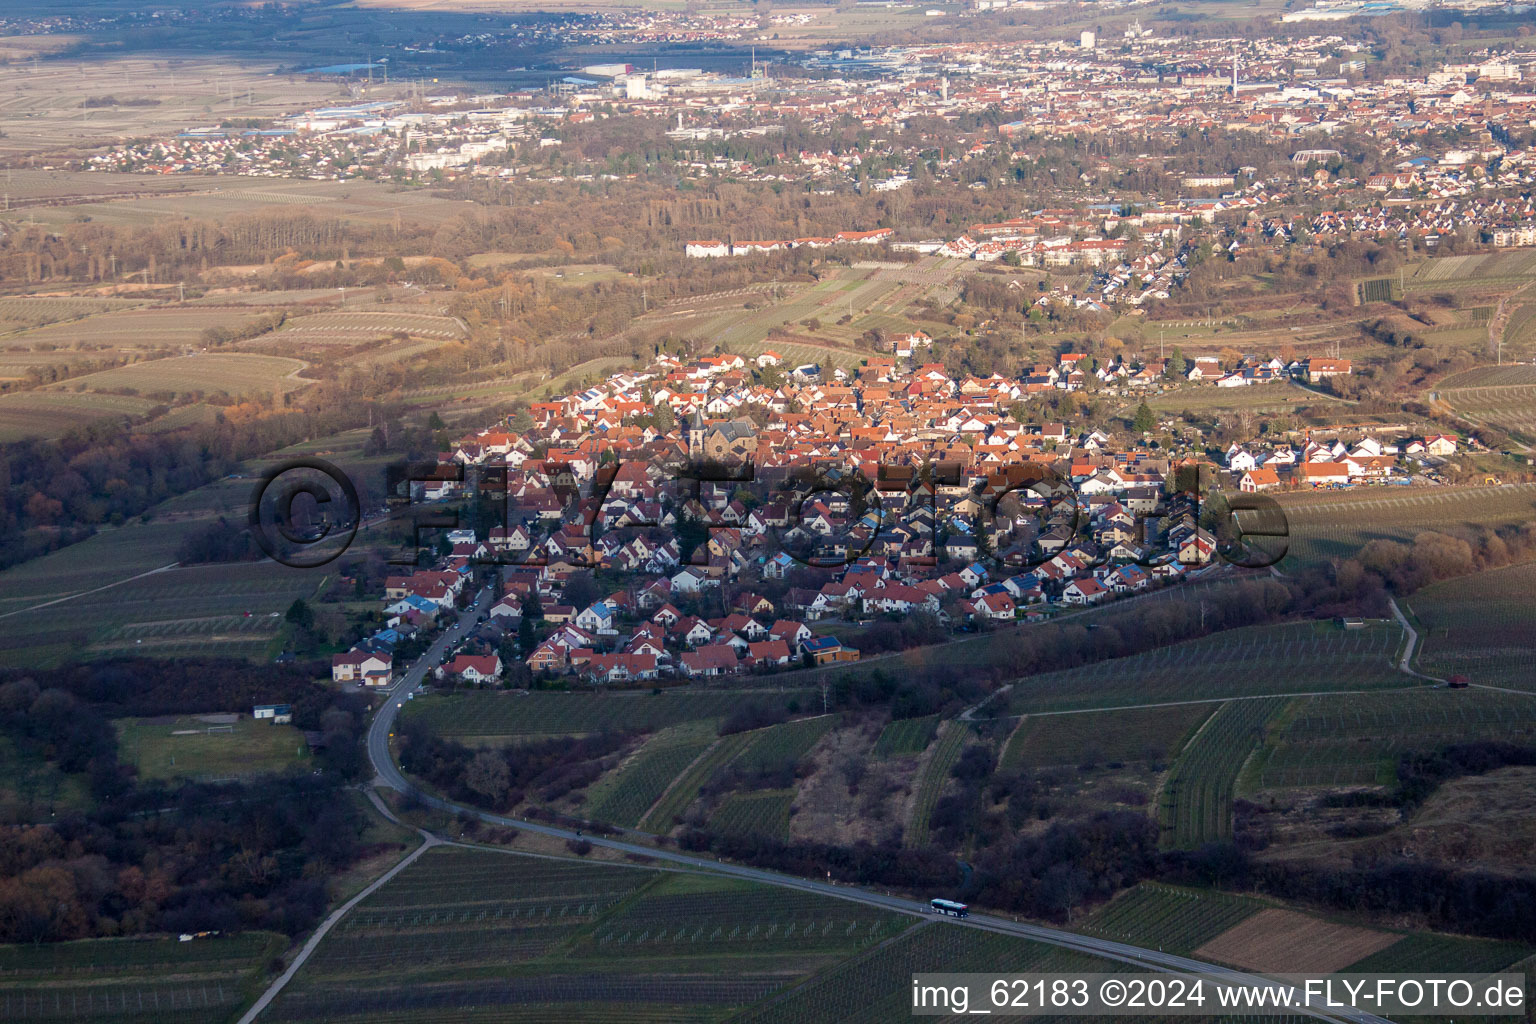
[
  {"x1": 870, "y1": 715, "x2": 939, "y2": 758},
  {"x1": 0, "y1": 524, "x2": 324, "y2": 669},
  {"x1": 0, "y1": 295, "x2": 144, "y2": 334},
  {"x1": 1078, "y1": 884, "x2": 1267, "y2": 954},
  {"x1": 1505, "y1": 301, "x2": 1536, "y2": 355},
  {"x1": 1007, "y1": 620, "x2": 1410, "y2": 715},
  {"x1": 1439, "y1": 365, "x2": 1536, "y2": 440},
  {"x1": 250, "y1": 310, "x2": 466, "y2": 348},
  {"x1": 0, "y1": 389, "x2": 159, "y2": 441},
  {"x1": 0, "y1": 931, "x2": 283, "y2": 1024},
  {"x1": 732, "y1": 715, "x2": 834, "y2": 773},
  {"x1": 732, "y1": 921, "x2": 1116, "y2": 1024},
  {"x1": 1405, "y1": 251, "x2": 1536, "y2": 290},
  {"x1": 267, "y1": 847, "x2": 914, "y2": 1023},
  {"x1": 116, "y1": 714, "x2": 310, "y2": 782},
  {"x1": 583, "y1": 723, "x2": 716, "y2": 828},
  {"x1": 906, "y1": 721, "x2": 967, "y2": 848},
  {"x1": 1079, "y1": 884, "x2": 1532, "y2": 973},
  {"x1": 1249, "y1": 689, "x2": 1536, "y2": 790},
  {"x1": 61, "y1": 353, "x2": 308, "y2": 399},
  {"x1": 1346, "y1": 932, "x2": 1532, "y2": 973},
  {"x1": 0, "y1": 306, "x2": 275, "y2": 351},
  {"x1": 638, "y1": 731, "x2": 757, "y2": 833},
  {"x1": 404, "y1": 690, "x2": 816, "y2": 740},
  {"x1": 1160, "y1": 697, "x2": 1287, "y2": 849},
  {"x1": 1000, "y1": 703, "x2": 1214, "y2": 769},
  {"x1": 709, "y1": 789, "x2": 796, "y2": 839},
  {"x1": 1277, "y1": 483, "x2": 1536, "y2": 569},
  {"x1": 1408, "y1": 561, "x2": 1536, "y2": 690},
  {"x1": 616, "y1": 716, "x2": 833, "y2": 834}
]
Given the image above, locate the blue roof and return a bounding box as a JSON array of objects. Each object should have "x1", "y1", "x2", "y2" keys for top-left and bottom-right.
[{"x1": 801, "y1": 636, "x2": 841, "y2": 652}]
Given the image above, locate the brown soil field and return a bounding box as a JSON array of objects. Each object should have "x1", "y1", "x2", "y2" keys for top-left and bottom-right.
[{"x1": 1194, "y1": 908, "x2": 1398, "y2": 973}]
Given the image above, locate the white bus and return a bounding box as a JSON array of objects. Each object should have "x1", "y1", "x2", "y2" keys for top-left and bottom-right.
[{"x1": 930, "y1": 898, "x2": 969, "y2": 918}]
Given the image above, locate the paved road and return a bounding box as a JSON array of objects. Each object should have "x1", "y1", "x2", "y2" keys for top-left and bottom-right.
[
  {"x1": 357, "y1": 587, "x2": 1391, "y2": 1024},
  {"x1": 365, "y1": 583, "x2": 495, "y2": 788}
]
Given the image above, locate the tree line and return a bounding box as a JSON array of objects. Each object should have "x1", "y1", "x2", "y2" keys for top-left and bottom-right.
[{"x1": 0, "y1": 658, "x2": 374, "y2": 943}]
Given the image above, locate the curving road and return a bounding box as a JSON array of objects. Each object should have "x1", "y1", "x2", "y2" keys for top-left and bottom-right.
[{"x1": 354, "y1": 585, "x2": 1394, "y2": 1024}]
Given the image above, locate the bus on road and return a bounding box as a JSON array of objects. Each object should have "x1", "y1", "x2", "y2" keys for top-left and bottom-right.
[{"x1": 930, "y1": 898, "x2": 969, "y2": 918}]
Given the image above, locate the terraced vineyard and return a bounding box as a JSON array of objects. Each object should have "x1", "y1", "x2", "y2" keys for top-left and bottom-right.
[
  {"x1": 0, "y1": 931, "x2": 283, "y2": 1024},
  {"x1": 61, "y1": 353, "x2": 308, "y2": 399},
  {"x1": 871, "y1": 715, "x2": 939, "y2": 758},
  {"x1": 1505, "y1": 301, "x2": 1536, "y2": 355},
  {"x1": 710, "y1": 789, "x2": 796, "y2": 838},
  {"x1": 1406, "y1": 250, "x2": 1536, "y2": 289},
  {"x1": 0, "y1": 554, "x2": 321, "y2": 668},
  {"x1": 1251, "y1": 689, "x2": 1536, "y2": 789},
  {"x1": 1078, "y1": 884, "x2": 1267, "y2": 954},
  {"x1": 1000, "y1": 703, "x2": 1214, "y2": 769},
  {"x1": 583, "y1": 724, "x2": 715, "y2": 828},
  {"x1": 638, "y1": 731, "x2": 757, "y2": 833},
  {"x1": 269, "y1": 849, "x2": 914, "y2": 1024},
  {"x1": 732, "y1": 715, "x2": 835, "y2": 773},
  {"x1": 1160, "y1": 697, "x2": 1287, "y2": 848},
  {"x1": 1408, "y1": 560, "x2": 1536, "y2": 690},
  {"x1": 250, "y1": 310, "x2": 466, "y2": 347},
  {"x1": 631, "y1": 716, "x2": 833, "y2": 833},
  {"x1": 1439, "y1": 364, "x2": 1536, "y2": 440},
  {"x1": 732, "y1": 922, "x2": 1116, "y2": 1024},
  {"x1": 1007, "y1": 620, "x2": 1407, "y2": 715},
  {"x1": 906, "y1": 721, "x2": 967, "y2": 847},
  {"x1": 406, "y1": 690, "x2": 814, "y2": 739},
  {"x1": 1345, "y1": 933, "x2": 1532, "y2": 973},
  {"x1": 1277, "y1": 483, "x2": 1536, "y2": 568},
  {"x1": 0, "y1": 389, "x2": 159, "y2": 442},
  {"x1": 0, "y1": 295, "x2": 143, "y2": 333},
  {"x1": 576, "y1": 874, "x2": 910, "y2": 959},
  {"x1": 1, "y1": 306, "x2": 275, "y2": 350}
]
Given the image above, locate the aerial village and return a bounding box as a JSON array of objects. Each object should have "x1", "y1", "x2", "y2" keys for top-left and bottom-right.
[{"x1": 332, "y1": 341, "x2": 1463, "y2": 691}]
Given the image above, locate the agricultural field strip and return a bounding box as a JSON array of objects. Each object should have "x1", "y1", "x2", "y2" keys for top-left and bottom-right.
[
  {"x1": 1160, "y1": 697, "x2": 1288, "y2": 848},
  {"x1": 585, "y1": 732, "x2": 716, "y2": 828},
  {"x1": 1406, "y1": 562, "x2": 1536, "y2": 688},
  {"x1": 709, "y1": 789, "x2": 795, "y2": 839},
  {"x1": 1007, "y1": 622, "x2": 1411, "y2": 714},
  {"x1": 630, "y1": 716, "x2": 833, "y2": 833},
  {"x1": 871, "y1": 715, "x2": 939, "y2": 758},
  {"x1": 0, "y1": 932, "x2": 282, "y2": 1022},
  {"x1": 732, "y1": 923, "x2": 1115, "y2": 1024},
  {"x1": 1078, "y1": 884, "x2": 1267, "y2": 955},
  {"x1": 272, "y1": 849, "x2": 911, "y2": 1020},
  {"x1": 58, "y1": 353, "x2": 310, "y2": 396},
  {"x1": 1256, "y1": 688, "x2": 1536, "y2": 788},
  {"x1": 998, "y1": 685, "x2": 1429, "y2": 721},
  {"x1": 1000, "y1": 702, "x2": 1216, "y2": 769},
  {"x1": 637, "y1": 732, "x2": 756, "y2": 833},
  {"x1": 1277, "y1": 482, "x2": 1536, "y2": 518},
  {"x1": 906, "y1": 722, "x2": 966, "y2": 848}
]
